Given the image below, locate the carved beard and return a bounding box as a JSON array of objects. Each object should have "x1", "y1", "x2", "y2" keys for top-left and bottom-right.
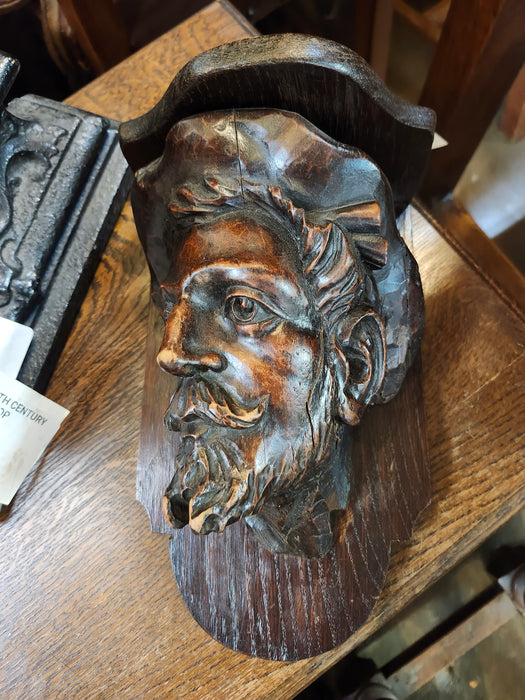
[
  {"x1": 165, "y1": 434, "x2": 261, "y2": 534},
  {"x1": 163, "y1": 368, "x2": 335, "y2": 535}
]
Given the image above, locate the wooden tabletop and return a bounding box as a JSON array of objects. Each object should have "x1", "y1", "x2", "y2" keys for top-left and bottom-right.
[{"x1": 1, "y1": 2, "x2": 524, "y2": 697}]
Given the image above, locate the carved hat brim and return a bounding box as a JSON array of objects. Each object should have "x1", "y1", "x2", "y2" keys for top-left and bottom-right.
[{"x1": 119, "y1": 34, "x2": 435, "y2": 215}]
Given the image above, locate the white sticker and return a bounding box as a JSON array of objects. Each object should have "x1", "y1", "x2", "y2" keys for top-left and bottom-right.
[
  {"x1": 0, "y1": 318, "x2": 34, "y2": 379},
  {"x1": 0, "y1": 371, "x2": 69, "y2": 505},
  {"x1": 432, "y1": 132, "x2": 448, "y2": 149}
]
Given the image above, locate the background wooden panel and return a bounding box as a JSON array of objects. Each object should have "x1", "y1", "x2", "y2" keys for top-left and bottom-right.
[
  {"x1": 0, "y1": 2, "x2": 523, "y2": 697},
  {"x1": 56, "y1": 0, "x2": 133, "y2": 75},
  {"x1": 420, "y1": 0, "x2": 525, "y2": 199}
]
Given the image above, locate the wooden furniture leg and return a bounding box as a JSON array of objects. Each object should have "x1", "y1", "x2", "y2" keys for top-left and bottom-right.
[
  {"x1": 501, "y1": 63, "x2": 525, "y2": 142},
  {"x1": 419, "y1": 0, "x2": 525, "y2": 201},
  {"x1": 54, "y1": 0, "x2": 132, "y2": 74},
  {"x1": 353, "y1": 0, "x2": 395, "y2": 80}
]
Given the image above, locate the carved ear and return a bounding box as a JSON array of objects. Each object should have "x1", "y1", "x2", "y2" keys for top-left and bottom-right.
[{"x1": 332, "y1": 310, "x2": 386, "y2": 426}]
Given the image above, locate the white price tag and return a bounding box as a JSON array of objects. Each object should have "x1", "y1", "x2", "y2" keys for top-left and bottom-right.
[
  {"x1": 432, "y1": 132, "x2": 448, "y2": 149},
  {"x1": 0, "y1": 318, "x2": 34, "y2": 379},
  {"x1": 0, "y1": 371, "x2": 69, "y2": 505}
]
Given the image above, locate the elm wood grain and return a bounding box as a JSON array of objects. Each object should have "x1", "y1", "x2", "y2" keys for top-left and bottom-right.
[
  {"x1": 420, "y1": 0, "x2": 525, "y2": 200},
  {"x1": 138, "y1": 306, "x2": 430, "y2": 659},
  {"x1": 0, "y1": 3, "x2": 523, "y2": 697}
]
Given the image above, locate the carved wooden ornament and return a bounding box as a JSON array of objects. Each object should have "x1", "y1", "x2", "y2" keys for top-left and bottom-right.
[
  {"x1": 120, "y1": 35, "x2": 435, "y2": 660},
  {"x1": 0, "y1": 51, "x2": 131, "y2": 390}
]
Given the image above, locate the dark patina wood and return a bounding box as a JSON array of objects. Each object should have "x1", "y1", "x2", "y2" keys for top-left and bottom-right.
[
  {"x1": 120, "y1": 33, "x2": 435, "y2": 216},
  {"x1": 123, "y1": 34, "x2": 434, "y2": 657},
  {"x1": 0, "y1": 52, "x2": 131, "y2": 390},
  {"x1": 1, "y1": 3, "x2": 523, "y2": 697}
]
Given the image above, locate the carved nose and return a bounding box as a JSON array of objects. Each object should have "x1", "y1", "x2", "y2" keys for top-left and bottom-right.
[
  {"x1": 157, "y1": 305, "x2": 224, "y2": 376},
  {"x1": 157, "y1": 346, "x2": 224, "y2": 375}
]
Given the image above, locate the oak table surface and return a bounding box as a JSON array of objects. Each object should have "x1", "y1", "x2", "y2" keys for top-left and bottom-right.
[{"x1": 1, "y1": 2, "x2": 523, "y2": 698}]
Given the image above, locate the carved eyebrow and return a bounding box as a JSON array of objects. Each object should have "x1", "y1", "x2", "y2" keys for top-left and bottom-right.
[{"x1": 183, "y1": 264, "x2": 312, "y2": 320}]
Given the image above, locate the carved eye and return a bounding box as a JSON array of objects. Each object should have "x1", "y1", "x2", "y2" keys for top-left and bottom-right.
[
  {"x1": 230, "y1": 296, "x2": 256, "y2": 322},
  {"x1": 226, "y1": 295, "x2": 275, "y2": 326}
]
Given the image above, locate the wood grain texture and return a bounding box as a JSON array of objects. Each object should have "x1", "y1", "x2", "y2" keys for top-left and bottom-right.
[
  {"x1": 0, "y1": 3, "x2": 524, "y2": 697},
  {"x1": 430, "y1": 198, "x2": 525, "y2": 320},
  {"x1": 171, "y1": 355, "x2": 429, "y2": 660}
]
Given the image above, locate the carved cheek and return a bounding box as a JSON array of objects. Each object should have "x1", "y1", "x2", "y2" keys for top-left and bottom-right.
[
  {"x1": 264, "y1": 330, "x2": 322, "y2": 410},
  {"x1": 214, "y1": 324, "x2": 321, "y2": 409},
  {"x1": 287, "y1": 342, "x2": 318, "y2": 381}
]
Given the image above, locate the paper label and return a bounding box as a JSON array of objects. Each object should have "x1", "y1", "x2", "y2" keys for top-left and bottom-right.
[
  {"x1": 432, "y1": 132, "x2": 448, "y2": 149},
  {"x1": 0, "y1": 318, "x2": 34, "y2": 379},
  {"x1": 0, "y1": 371, "x2": 69, "y2": 505}
]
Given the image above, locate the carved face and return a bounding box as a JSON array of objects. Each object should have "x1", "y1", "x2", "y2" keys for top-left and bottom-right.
[
  {"x1": 124, "y1": 109, "x2": 423, "y2": 555},
  {"x1": 157, "y1": 212, "x2": 337, "y2": 534}
]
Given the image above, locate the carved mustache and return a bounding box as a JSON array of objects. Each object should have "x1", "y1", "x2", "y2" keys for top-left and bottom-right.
[{"x1": 164, "y1": 377, "x2": 268, "y2": 431}]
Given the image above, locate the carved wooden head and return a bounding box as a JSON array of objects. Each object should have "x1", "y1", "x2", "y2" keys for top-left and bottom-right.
[{"x1": 120, "y1": 36, "x2": 434, "y2": 558}]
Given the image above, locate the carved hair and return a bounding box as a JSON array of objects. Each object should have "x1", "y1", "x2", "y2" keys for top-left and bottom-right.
[{"x1": 168, "y1": 178, "x2": 377, "y2": 335}]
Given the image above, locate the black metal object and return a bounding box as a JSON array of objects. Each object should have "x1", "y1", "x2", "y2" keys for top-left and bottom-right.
[{"x1": 0, "y1": 51, "x2": 132, "y2": 391}]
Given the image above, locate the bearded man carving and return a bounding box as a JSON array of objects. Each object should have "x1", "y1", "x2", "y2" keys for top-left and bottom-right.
[{"x1": 127, "y1": 109, "x2": 423, "y2": 557}]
